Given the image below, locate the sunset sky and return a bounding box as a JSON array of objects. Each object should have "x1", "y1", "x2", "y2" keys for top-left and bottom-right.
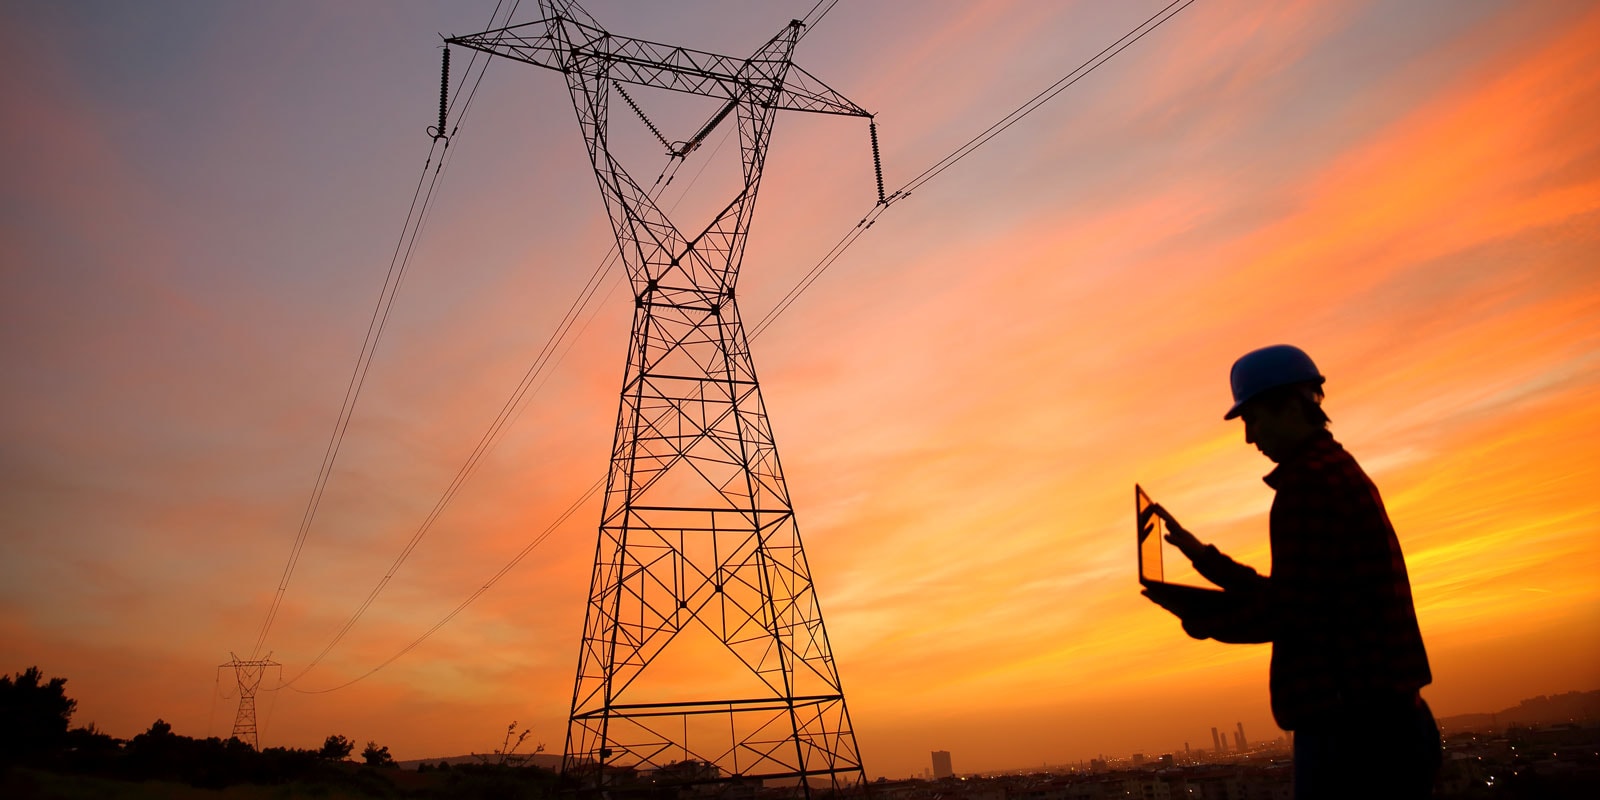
[{"x1": 2, "y1": 0, "x2": 1597, "y2": 780}]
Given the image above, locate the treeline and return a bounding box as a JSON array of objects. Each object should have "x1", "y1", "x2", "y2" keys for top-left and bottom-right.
[{"x1": 1, "y1": 666, "x2": 559, "y2": 798}]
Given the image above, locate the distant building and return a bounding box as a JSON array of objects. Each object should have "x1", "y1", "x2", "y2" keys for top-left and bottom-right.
[
  {"x1": 932, "y1": 750, "x2": 954, "y2": 779},
  {"x1": 1131, "y1": 753, "x2": 1145, "y2": 766},
  {"x1": 1122, "y1": 776, "x2": 1173, "y2": 800},
  {"x1": 1236, "y1": 722, "x2": 1248, "y2": 751},
  {"x1": 640, "y1": 760, "x2": 720, "y2": 784},
  {"x1": 1211, "y1": 727, "x2": 1222, "y2": 753}
]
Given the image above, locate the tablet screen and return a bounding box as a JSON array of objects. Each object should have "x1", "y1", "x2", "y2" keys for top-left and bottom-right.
[{"x1": 1136, "y1": 484, "x2": 1164, "y2": 584}]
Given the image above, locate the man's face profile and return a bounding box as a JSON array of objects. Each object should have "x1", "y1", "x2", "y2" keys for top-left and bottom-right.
[{"x1": 1240, "y1": 397, "x2": 1308, "y2": 463}]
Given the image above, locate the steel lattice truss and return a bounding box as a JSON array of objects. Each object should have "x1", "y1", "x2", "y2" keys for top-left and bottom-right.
[
  {"x1": 223, "y1": 653, "x2": 278, "y2": 750},
  {"x1": 449, "y1": 1, "x2": 870, "y2": 795}
]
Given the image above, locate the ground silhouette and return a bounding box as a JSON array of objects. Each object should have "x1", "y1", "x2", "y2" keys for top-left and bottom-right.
[{"x1": 0, "y1": 666, "x2": 561, "y2": 799}]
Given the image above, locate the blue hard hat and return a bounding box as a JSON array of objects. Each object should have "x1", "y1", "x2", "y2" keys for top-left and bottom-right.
[{"x1": 1224, "y1": 344, "x2": 1325, "y2": 419}]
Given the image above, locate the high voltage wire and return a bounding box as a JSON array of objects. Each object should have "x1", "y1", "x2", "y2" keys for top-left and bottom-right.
[
  {"x1": 754, "y1": 0, "x2": 1196, "y2": 338},
  {"x1": 273, "y1": 0, "x2": 1196, "y2": 691},
  {"x1": 799, "y1": 0, "x2": 841, "y2": 33},
  {"x1": 280, "y1": 171, "x2": 653, "y2": 689},
  {"x1": 250, "y1": 135, "x2": 439, "y2": 661},
  {"x1": 249, "y1": 0, "x2": 520, "y2": 663},
  {"x1": 901, "y1": 0, "x2": 1195, "y2": 196},
  {"x1": 207, "y1": 666, "x2": 225, "y2": 739},
  {"x1": 283, "y1": 121, "x2": 735, "y2": 693},
  {"x1": 278, "y1": 71, "x2": 744, "y2": 691},
  {"x1": 287, "y1": 476, "x2": 600, "y2": 694}
]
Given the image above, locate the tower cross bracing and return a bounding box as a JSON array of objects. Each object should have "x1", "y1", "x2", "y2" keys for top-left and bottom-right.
[
  {"x1": 448, "y1": 1, "x2": 870, "y2": 794},
  {"x1": 222, "y1": 653, "x2": 279, "y2": 750}
]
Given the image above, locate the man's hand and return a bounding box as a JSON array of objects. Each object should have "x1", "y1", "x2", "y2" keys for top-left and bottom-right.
[
  {"x1": 1141, "y1": 587, "x2": 1178, "y2": 614},
  {"x1": 1141, "y1": 587, "x2": 1214, "y2": 641},
  {"x1": 1140, "y1": 502, "x2": 1205, "y2": 560},
  {"x1": 1179, "y1": 616, "x2": 1213, "y2": 641}
]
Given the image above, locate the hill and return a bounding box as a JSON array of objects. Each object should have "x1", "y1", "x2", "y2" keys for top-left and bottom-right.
[{"x1": 1436, "y1": 689, "x2": 1600, "y2": 734}]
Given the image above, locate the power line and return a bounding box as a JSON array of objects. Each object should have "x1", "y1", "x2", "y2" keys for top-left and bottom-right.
[
  {"x1": 281, "y1": 125, "x2": 736, "y2": 692},
  {"x1": 279, "y1": 166, "x2": 660, "y2": 688},
  {"x1": 250, "y1": 137, "x2": 443, "y2": 660},
  {"x1": 247, "y1": 0, "x2": 519, "y2": 662},
  {"x1": 207, "y1": 666, "x2": 224, "y2": 738},
  {"x1": 288, "y1": 477, "x2": 599, "y2": 694},
  {"x1": 897, "y1": 0, "x2": 1195, "y2": 197},
  {"x1": 277, "y1": 62, "x2": 745, "y2": 691},
  {"x1": 754, "y1": 0, "x2": 1197, "y2": 338},
  {"x1": 798, "y1": 0, "x2": 841, "y2": 35}
]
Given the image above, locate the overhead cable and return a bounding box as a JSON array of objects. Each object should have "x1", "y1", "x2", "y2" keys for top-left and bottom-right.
[
  {"x1": 249, "y1": 0, "x2": 518, "y2": 664},
  {"x1": 282, "y1": 122, "x2": 735, "y2": 691},
  {"x1": 754, "y1": 0, "x2": 1197, "y2": 337}
]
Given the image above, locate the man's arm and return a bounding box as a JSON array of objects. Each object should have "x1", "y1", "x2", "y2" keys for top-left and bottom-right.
[
  {"x1": 1140, "y1": 503, "x2": 1277, "y2": 642},
  {"x1": 1183, "y1": 588, "x2": 1278, "y2": 643},
  {"x1": 1143, "y1": 504, "x2": 1267, "y2": 592},
  {"x1": 1187, "y1": 468, "x2": 1382, "y2": 647}
]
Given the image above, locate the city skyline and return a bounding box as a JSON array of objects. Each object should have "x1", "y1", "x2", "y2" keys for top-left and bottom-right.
[{"x1": 2, "y1": 0, "x2": 1598, "y2": 782}]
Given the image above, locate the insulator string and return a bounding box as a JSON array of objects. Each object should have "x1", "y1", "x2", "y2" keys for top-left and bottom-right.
[
  {"x1": 870, "y1": 118, "x2": 885, "y2": 205},
  {"x1": 614, "y1": 80, "x2": 673, "y2": 153},
  {"x1": 431, "y1": 47, "x2": 451, "y2": 140}
]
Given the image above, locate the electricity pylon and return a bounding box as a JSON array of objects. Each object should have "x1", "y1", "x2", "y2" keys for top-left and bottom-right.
[
  {"x1": 222, "y1": 652, "x2": 279, "y2": 750},
  {"x1": 449, "y1": 1, "x2": 872, "y2": 793}
]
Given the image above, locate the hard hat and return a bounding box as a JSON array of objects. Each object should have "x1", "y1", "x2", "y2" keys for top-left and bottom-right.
[{"x1": 1224, "y1": 344, "x2": 1325, "y2": 419}]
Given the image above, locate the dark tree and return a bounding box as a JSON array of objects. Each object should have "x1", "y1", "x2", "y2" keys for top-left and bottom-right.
[
  {"x1": 360, "y1": 739, "x2": 394, "y2": 767},
  {"x1": 0, "y1": 666, "x2": 78, "y2": 761},
  {"x1": 126, "y1": 719, "x2": 177, "y2": 763},
  {"x1": 318, "y1": 733, "x2": 354, "y2": 761}
]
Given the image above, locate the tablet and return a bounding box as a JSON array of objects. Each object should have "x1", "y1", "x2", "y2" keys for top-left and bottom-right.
[
  {"x1": 1136, "y1": 484, "x2": 1165, "y2": 585},
  {"x1": 1135, "y1": 484, "x2": 1210, "y2": 591}
]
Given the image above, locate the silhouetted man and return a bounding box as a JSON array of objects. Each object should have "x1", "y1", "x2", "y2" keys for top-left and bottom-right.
[{"x1": 1142, "y1": 344, "x2": 1440, "y2": 798}]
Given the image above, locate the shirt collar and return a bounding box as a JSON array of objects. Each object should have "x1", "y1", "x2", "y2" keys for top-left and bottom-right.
[{"x1": 1263, "y1": 429, "x2": 1336, "y2": 489}]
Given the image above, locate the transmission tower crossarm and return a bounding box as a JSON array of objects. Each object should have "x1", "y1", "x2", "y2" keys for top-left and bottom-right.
[
  {"x1": 443, "y1": 19, "x2": 566, "y2": 72},
  {"x1": 776, "y1": 62, "x2": 872, "y2": 117},
  {"x1": 446, "y1": 19, "x2": 869, "y2": 117}
]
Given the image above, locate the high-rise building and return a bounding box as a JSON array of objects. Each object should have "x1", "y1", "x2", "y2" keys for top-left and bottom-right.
[
  {"x1": 931, "y1": 750, "x2": 954, "y2": 779},
  {"x1": 1211, "y1": 727, "x2": 1222, "y2": 752},
  {"x1": 1236, "y1": 722, "x2": 1248, "y2": 751}
]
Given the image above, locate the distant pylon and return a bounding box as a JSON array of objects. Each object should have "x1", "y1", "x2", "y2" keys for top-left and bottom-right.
[
  {"x1": 449, "y1": 1, "x2": 872, "y2": 794},
  {"x1": 222, "y1": 653, "x2": 279, "y2": 750}
]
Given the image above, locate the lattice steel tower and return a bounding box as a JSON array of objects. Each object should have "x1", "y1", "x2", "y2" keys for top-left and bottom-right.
[
  {"x1": 221, "y1": 653, "x2": 279, "y2": 750},
  {"x1": 448, "y1": 1, "x2": 871, "y2": 793}
]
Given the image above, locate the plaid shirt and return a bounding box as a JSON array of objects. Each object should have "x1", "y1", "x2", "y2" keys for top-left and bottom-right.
[{"x1": 1189, "y1": 431, "x2": 1432, "y2": 730}]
